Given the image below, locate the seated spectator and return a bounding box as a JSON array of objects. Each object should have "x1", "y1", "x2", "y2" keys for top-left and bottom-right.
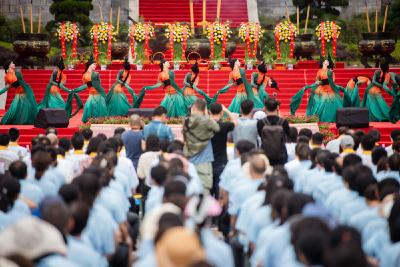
[
  {"x1": 81, "y1": 128, "x2": 93, "y2": 151},
  {"x1": 358, "y1": 134, "x2": 375, "y2": 170},
  {"x1": 143, "y1": 106, "x2": 174, "y2": 142},
  {"x1": 371, "y1": 146, "x2": 387, "y2": 174},
  {"x1": 232, "y1": 100, "x2": 258, "y2": 148},
  {"x1": 376, "y1": 153, "x2": 400, "y2": 181},
  {"x1": 286, "y1": 127, "x2": 298, "y2": 161},
  {"x1": 66, "y1": 132, "x2": 91, "y2": 177},
  {"x1": 285, "y1": 143, "x2": 311, "y2": 181},
  {"x1": 339, "y1": 135, "x2": 355, "y2": 157},
  {"x1": 386, "y1": 129, "x2": 400, "y2": 156},
  {"x1": 311, "y1": 132, "x2": 324, "y2": 148},
  {"x1": 121, "y1": 114, "x2": 144, "y2": 169},
  {"x1": 299, "y1": 128, "x2": 313, "y2": 140},
  {"x1": 145, "y1": 165, "x2": 168, "y2": 214},
  {"x1": 7, "y1": 128, "x2": 28, "y2": 158},
  {"x1": 0, "y1": 133, "x2": 19, "y2": 173},
  {"x1": 326, "y1": 126, "x2": 350, "y2": 153},
  {"x1": 137, "y1": 135, "x2": 162, "y2": 186}
]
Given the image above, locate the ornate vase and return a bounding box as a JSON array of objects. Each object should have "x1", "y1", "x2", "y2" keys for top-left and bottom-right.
[
  {"x1": 294, "y1": 34, "x2": 317, "y2": 60},
  {"x1": 186, "y1": 38, "x2": 236, "y2": 59},
  {"x1": 358, "y1": 32, "x2": 396, "y2": 68},
  {"x1": 112, "y1": 41, "x2": 129, "y2": 60},
  {"x1": 13, "y1": 33, "x2": 50, "y2": 68}
]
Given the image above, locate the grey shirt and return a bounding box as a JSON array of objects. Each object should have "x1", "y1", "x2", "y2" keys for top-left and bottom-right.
[{"x1": 232, "y1": 117, "x2": 259, "y2": 147}]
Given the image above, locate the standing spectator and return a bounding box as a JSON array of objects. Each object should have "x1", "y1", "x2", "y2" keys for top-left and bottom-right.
[
  {"x1": 143, "y1": 106, "x2": 174, "y2": 142},
  {"x1": 257, "y1": 98, "x2": 290, "y2": 166},
  {"x1": 8, "y1": 128, "x2": 28, "y2": 158},
  {"x1": 326, "y1": 126, "x2": 349, "y2": 153},
  {"x1": 0, "y1": 133, "x2": 19, "y2": 173},
  {"x1": 286, "y1": 127, "x2": 298, "y2": 161},
  {"x1": 81, "y1": 128, "x2": 93, "y2": 152},
  {"x1": 121, "y1": 114, "x2": 145, "y2": 169},
  {"x1": 210, "y1": 103, "x2": 237, "y2": 197},
  {"x1": 232, "y1": 100, "x2": 258, "y2": 148},
  {"x1": 183, "y1": 99, "x2": 220, "y2": 190}
]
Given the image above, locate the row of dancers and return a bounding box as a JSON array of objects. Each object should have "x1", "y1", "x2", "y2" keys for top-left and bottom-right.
[{"x1": 1, "y1": 57, "x2": 399, "y2": 124}]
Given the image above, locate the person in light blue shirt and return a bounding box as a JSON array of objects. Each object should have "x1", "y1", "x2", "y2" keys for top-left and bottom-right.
[
  {"x1": 37, "y1": 254, "x2": 80, "y2": 267},
  {"x1": 201, "y1": 228, "x2": 235, "y2": 267},
  {"x1": 9, "y1": 160, "x2": 44, "y2": 206},
  {"x1": 379, "y1": 196, "x2": 400, "y2": 266},
  {"x1": 145, "y1": 165, "x2": 167, "y2": 214},
  {"x1": 376, "y1": 153, "x2": 400, "y2": 182},
  {"x1": 380, "y1": 242, "x2": 400, "y2": 267},
  {"x1": 29, "y1": 149, "x2": 59, "y2": 196},
  {"x1": 285, "y1": 143, "x2": 311, "y2": 181},
  {"x1": 143, "y1": 106, "x2": 174, "y2": 141},
  {"x1": 67, "y1": 201, "x2": 108, "y2": 267}
]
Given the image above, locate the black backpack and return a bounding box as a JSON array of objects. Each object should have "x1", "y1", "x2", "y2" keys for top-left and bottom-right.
[{"x1": 261, "y1": 117, "x2": 286, "y2": 161}]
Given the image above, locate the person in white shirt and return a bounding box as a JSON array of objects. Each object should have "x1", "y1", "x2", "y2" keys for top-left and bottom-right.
[
  {"x1": 310, "y1": 132, "x2": 325, "y2": 149},
  {"x1": 137, "y1": 135, "x2": 162, "y2": 184},
  {"x1": 81, "y1": 128, "x2": 93, "y2": 152},
  {"x1": 285, "y1": 143, "x2": 312, "y2": 181},
  {"x1": 66, "y1": 133, "x2": 91, "y2": 177},
  {"x1": 339, "y1": 135, "x2": 356, "y2": 157},
  {"x1": 385, "y1": 129, "x2": 400, "y2": 156},
  {"x1": 326, "y1": 126, "x2": 350, "y2": 154},
  {"x1": 7, "y1": 128, "x2": 28, "y2": 158},
  {"x1": 0, "y1": 133, "x2": 19, "y2": 173},
  {"x1": 285, "y1": 127, "x2": 298, "y2": 162},
  {"x1": 358, "y1": 134, "x2": 375, "y2": 170}
]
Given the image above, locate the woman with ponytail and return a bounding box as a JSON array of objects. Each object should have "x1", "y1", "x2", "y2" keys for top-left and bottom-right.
[
  {"x1": 106, "y1": 57, "x2": 145, "y2": 116},
  {"x1": 142, "y1": 59, "x2": 187, "y2": 117},
  {"x1": 38, "y1": 57, "x2": 72, "y2": 113},
  {"x1": 361, "y1": 60, "x2": 393, "y2": 121},
  {"x1": 0, "y1": 61, "x2": 37, "y2": 124},
  {"x1": 250, "y1": 62, "x2": 279, "y2": 108}
]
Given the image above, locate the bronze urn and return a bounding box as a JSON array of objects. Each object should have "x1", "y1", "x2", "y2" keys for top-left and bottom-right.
[
  {"x1": 294, "y1": 34, "x2": 317, "y2": 60},
  {"x1": 13, "y1": 33, "x2": 50, "y2": 68},
  {"x1": 112, "y1": 41, "x2": 129, "y2": 60},
  {"x1": 358, "y1": 32, "x2": 396, "y2": 67}
]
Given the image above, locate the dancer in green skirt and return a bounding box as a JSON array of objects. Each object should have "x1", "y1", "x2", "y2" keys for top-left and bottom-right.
[
  {"x1": 143, "y1": 59, "x2": 187, "y2": 117},
  {"x1": 38, "y1": 57, "x2": 72, "y2": 111},
  {"x1": 290, "y1": 57, "x2": 343, "y2": 122},
  {"x1": 342, "y1": 76, "x2": 371, "y2": 107},
  {"x1": 75, "y1": 56, "x2": 109, "y2": 122},
  {"x1": 0, "y1": 61, "x2": 38, "y2": 124},
  {"x1": 388, "y1": 73, "x2": 400, "y2": 123},
  {"x1": 361, "y1": 61, "x2": 393, "y2": 122},
  {"x1": 106, "y1": 58, "x2": 145, "y2": 116},
  {"x1": 250, "y1": 62, "x2": 279, "y2": 108}
]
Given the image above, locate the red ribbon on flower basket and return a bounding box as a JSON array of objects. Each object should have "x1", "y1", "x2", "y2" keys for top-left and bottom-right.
[
  {"x1": 245, "y1": 24, "x2": 251, "y2": 58},
  {"x1": 60, "y1": 22, "x2": 66, "y2": 59},
  {"x1": 144, "y1": 24, "x2": 150, "y2": 59},
  {"x1": 130, "y1": 25, "x2": 135, "y2": 59},
  {"x1": 320, "y1": 22, "x2": 326, "y2": 57},
  {"x1": 332, "y1": 22, "x2": 337, "y2": 57},
  {"x1": 72, "y1": 22, "x2": 78, "y2": 59},
  {"x1": 93, "y1": 24, "x2": 99, "y2": 60},
  {"x1": 221, "y1": 26, "x2": 227, "y2": 59},
  {"x1": 253, "y1": 23, "x2": 260, "y2": 58},
  {"x1": 209, "y1": 23, "x2": 215, "y2": 59},
  {"x1": 289, "y1": 23, "x2": 295, "y2": 59},
  {"x1": 182, "y1": 26, "x2": 187, "y2": 60},
  {"x1": 169, "y1": 24, "x2": 174, "y2": 60},
  {"x1": 107, "y1": 23, "x2": 112, "y2": 61},
  {"x1": 275, "y1": 27, "x2": 281, "y2": 60}
]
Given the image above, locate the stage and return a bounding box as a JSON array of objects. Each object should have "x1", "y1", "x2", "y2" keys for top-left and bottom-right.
[{"x1": 0, "y1": 67, "x2": 399, "y2": 147}]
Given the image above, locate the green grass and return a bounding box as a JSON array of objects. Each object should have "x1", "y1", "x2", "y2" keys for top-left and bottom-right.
[{"x1": 0, "y1": 41, "x2": 12, "y2": 49}]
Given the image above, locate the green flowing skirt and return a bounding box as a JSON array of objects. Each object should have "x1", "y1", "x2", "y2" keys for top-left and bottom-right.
[
  {"x1": 107, "y1": 92, "x2": 131, "y2": 117},
  {"x1": 184, "y1": 95, "x2": 198, "y2": 109},
  {"x1": 82, "y1": 94, "x2": 109, "y2": 122},
  {"x1": 228, "y1": 92, "x2": 247, "y2": 113},
  {"x1": 364, "y1": 93, "x2": 390, "y2": 121},
  {"x1": 1, "y1": 94, "x2": 37, "y2": 125},
  {"x1": 160, "y1": 93, "x2": 188, "y2": 117},
  {"x1": 253, "y1": 92, "x2": 265, "y2": 109},
  {"x1": 345, "y1": 87, "x2": 360, "y2": 107},
  {"x1": 38, "y1": 93, "x2": 66, "y2": 110},
  {"x1": 310, "y1": 93, "x2": 343, "y2": 122}
]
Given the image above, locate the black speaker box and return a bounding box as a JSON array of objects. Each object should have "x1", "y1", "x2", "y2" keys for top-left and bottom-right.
[
  {"x1": 34, "y1": 108, "x2": 69, "y2": 128},
  {"x1": 336, "y1": 108, "x2": 369, "y2": 128},
  {"x1": 128, "y1": 108, "x2": 155, "y2": 118}
]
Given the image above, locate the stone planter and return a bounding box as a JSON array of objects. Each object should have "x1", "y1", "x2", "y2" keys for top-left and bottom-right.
[
  {"x1": 287, "y1": 63, "x2": 294, "y2": 70},
  {"x1": 174, "y1": 63, "x2": 180, "y2": 70},
  {"x1": 294, "y1": 34, "x2": 317, "y2": 60},
  {"x1": 136, "y1": 64, "x2": 143, "y2": 70},
  {"x1": 67, "y1": 64, "x2": 75, "y2": 70},
  {"x1": 186, "y1": 38, "x2": 236, "y2": 58},
  {"x1": 246, "y1": 63, "x2": 254, "y2": 70},
  {"x1": 100, "y1": 65, "x2": 107, "y2": 70},
  {"x1": 112, "y1": 41, "x2": 129, "y2": 60},
  {"x1": 13, "y1": 33, "x2": 50, "y2": 68},
  {"x1": 358, "y1": 32, "x2": 396, "y2": 68},
  {"x1": 213, "y1": 63, "x2": 221, "y2": 70}
]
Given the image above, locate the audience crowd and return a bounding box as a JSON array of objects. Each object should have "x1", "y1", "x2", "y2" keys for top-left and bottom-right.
[{"x1": 0, "y1": 98, "x2": 399, "y2": 267}]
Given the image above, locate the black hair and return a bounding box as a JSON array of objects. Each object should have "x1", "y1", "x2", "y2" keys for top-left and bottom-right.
[
  {"x1": 287, "y1": 127, "x2": 298, "y2": 143},
  {"x1": 319, "y1": 56, "x2": 334, "y2": 69},
  {"x1": 368, "y1": 129, "x2": 381, "y2": 143},
  {"x1": 58, "y1": 183, "x2": 80, "y2": 205},
  {"x1": 390, "y1": 129, "x2": 400, "y2": 141},
  {"x1": 71, "y1": 132, "x2": 85, "y2": 150},
  {"x1": 75, "y1": 172, "x2": 101, "y2": 207},
  {"x1": 69, "y1": 201, "x2": 90, "y2": 236},
  {"x1": 342, "y1": 153, "x2": 362, "y2": 169},
  {"x1": 0, "y1": 175, "x2": 20, "y2": 212},
  {"x1": 324, "y1": 243, "x2": 368, "y2": 267},
  {"x1": 46, "y1": 146, "x2": 58, "y2": 165},
  {"x1": 8, "y1": 160, "x2": 27, "y2": 180},
  {"x1": 284, "y1": 193, "x2": 313, "y2": 222},
  {"x1": 32, "y1": 150, "x2": 52, "y2": 180},
  {"x1": 309, "y1": 148, "x2": 323, "y2": 169},
  {"x1": 329, "y1": 225, "x2": 362, "y2": 248},
  {"x1": 229, "y1": 58, "x2": 238, "y2": 69},
  {"x1": 85, "y1": 136, "x2": 103, "y2": 155},
  {"x1": 240, "y1": 99, "x2": 254, "y2": 115},
  {"x1": 235, "y1": 140, "x2": 256, "y2": 155},
  {"x1": 84, "y1": 54, "x2": 95, "y2": 73},
  {"x1": 295, "y1": 143, "x2": 310, "y2": 161},
  {"x1": 379, "y1": 59, "x2": 389, "y2": 84},
  {"x1": 123, "y1": 57, "x2": 131, "y2": 71},
  {"x1": 0, "y1": 133, "x2": 10, "y2": 146},
  {"x1": 159, "y1": 140, "x2": 171, "y2": 153},
  {"x1": 151, "y1": 165, "x2": 168, "y2": 186},
  {"x1": 190, "y1": 62, "x2": 199, "y2": 87},
  {"x1": 371, "y1": 146, "x2": 387, "y2": 165},
  {"x1": 46, "y1": 127, "x2": 58, "y2": 136},
  {"x1": 312, "y1": 132, "x2": 324, "y2": 146},
  {"x1": 257, "y1": 61, "x2": 267, "y2": 74},
  {"x1": 360, "y1": 134, "x2": 375, "y2": 151},
  {"x1": 163, "y1": 180, "x2": 186, "y2": 200},
  {"x1": 160, "y1": 59, "x2": 167, "y2": 72},
  {"x1": 264, "y1": 98, "x2": 280, "y2": 112},
  {"x1": 167, "y1": 140, "x2": 184, "y2": 153},
  {"x1": 57, "y1": 56, "x2": 65, "y2": 71},
  {"x1": 81, "y1": 128, "x2": 93, "y2": 141},
  {"x1": 352, "y1": 130, "x2": 365, "y2": 151},
  {"x1": 209, "y1": 102, "x2": 223, "y2": 115},
  {"x1": 297, "y1": 135, "x2": 310, "y2": 144},
  {"x1": 353, "y1": 165, "x2": 376, "y2": 196},
  {"x1": 338, "y1": 127, "x2": 349, "y2": 136},
  {"x1": 316, "y1": 150, "x2": 334, "y2": 172},
  {"x1": 3, "y1": 60, "x2": 12, "y2": 72},
  {"x1": 264, "y1": 175, "x2": 293, "y2": 205},
  {"x1": 58, "y1": 137, "x2": 71, "y2": 152},
  {"x1": 114, "y1": 127, "x2": 126, "y2": 136},
  {"x1": 154, "y1": 212, "x2": 184, "y2": 244},
  {"x1": 299, "y1": 128, "x2": 313, "y2": 139},
  {"x1": 8, "y1": 128, "x2": 20, "y2": 142},
  {"x1": 388, "y1": 197, "x2": 400, "y2": 242},
  {"x1": 40, "y1": 197, "x2": 70, "y2": 235},
  {"x1": 153, "y1": 106, "x2": 168, "y2": 117},
  {"x1": 388, "y1": 153, "x2": 400, "y2": 171},
  {"x1": 271, "y1": 189, "x2": 292, "y2": 222},
  {"x1": 143, "y1": 134, "x2": 159, "y2": 152}
]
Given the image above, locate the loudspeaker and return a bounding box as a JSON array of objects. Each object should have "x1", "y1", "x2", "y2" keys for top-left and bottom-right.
[
  {"x1": 128, "y1": 108, "x2": 155, "y2": 118},
  {"x1": 336, "y1": 108, "x2": 369, "y2": 128},
  {"x1": 34, "y1": 108, "x2": 69, "y2": 128}
]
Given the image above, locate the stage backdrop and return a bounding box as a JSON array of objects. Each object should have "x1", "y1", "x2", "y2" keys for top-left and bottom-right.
[{"x1": 0, "y1": 70, "x2": 6, "y2": 109}]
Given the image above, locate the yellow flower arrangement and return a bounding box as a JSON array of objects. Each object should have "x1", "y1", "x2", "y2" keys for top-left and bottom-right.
[
  {"x1": 274, "y1": 20, "x2": 297, "y2": 43},
  {"x1": 90, "y1": 22, "x2": 117, "y2": 43},
  {"x1": 206, "y1": 22, "x2": 232, "y2": 45},
  {"x1": 129, "y1": 23, "x2": 155, "y2": 43},
  {"x1": 55, "y1": 21, "x2": 80, "y2": 43},
  {"x1": 238, "y1": 22, "x2": 263, "y2": 43},
  {"x1": 315, "y1": 21, "x2": 341, "y2": 43},
  {"x1": 164, "y1": 23, "x2": 191, "y2": 43}
]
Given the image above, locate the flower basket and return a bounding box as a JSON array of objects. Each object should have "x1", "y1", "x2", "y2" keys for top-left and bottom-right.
[
  {"x1": 315, "y1": 21, "x2": 341, "y2": 58},
  {"x1": 165, "y1": 23, "x2": 191, "y2": 62},
  {"x1": 129, "y1": 22, "x2": 155, "y2": 65},
  {"x1": 238, "y1": 22, "x2": 263, "y2": 63},
  {"x1": 206, "y1": 22, "x2": 232, "y2": 62},
  {"x1": 90, "y1": 22, "x2": 116, "y2": 65},
  {"x1": 274, "y1": 20, "x2": 297, "y2": 60}
]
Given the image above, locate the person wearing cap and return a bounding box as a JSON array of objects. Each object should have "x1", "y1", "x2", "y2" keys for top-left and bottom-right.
[
  {"x1": 250, "y1": 62, "x2": 279, "y2": 109},
  {"x1": 73, "y1": 55, "x2": 109, "y2": 122},
  {"x1": 106, "y1": 57, "x2": 145, "y2": 116},
  {"x1": 340, "y1": 135, "x2": 355, "y2": 157},
  {"x1": 38, "y1": 57, "x2": 72, "y2": 113},
  {"x1": 0, "y1": 60, "x2": 37, "y2": 124}
]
